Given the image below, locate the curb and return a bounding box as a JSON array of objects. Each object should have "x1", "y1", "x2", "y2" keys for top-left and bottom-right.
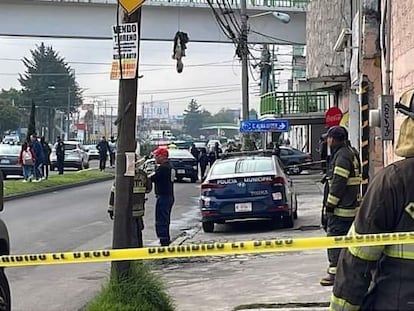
[{"x1": 4, "y1": 176, "x2": 115, "y2": 202}]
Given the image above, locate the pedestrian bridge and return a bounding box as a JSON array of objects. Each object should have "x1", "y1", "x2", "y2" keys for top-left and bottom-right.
[{"x1": 0, "y1": 0, "x2": 307, "y2": 44}]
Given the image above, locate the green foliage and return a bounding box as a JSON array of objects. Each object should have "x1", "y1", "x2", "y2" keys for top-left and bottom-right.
[
  {"x1": 87, "y1": 262, "x2": 174, "y2": 311},
  {"x1": 205, "y1": 108, "x2": 237, "y2": 124},
  {"x1": 0, "y1": 100, "x2": 20, "y2": 133},
  {"x1": 18, "y1": 43, "x2": 82, "y2": 137},
  {"x1": 183, "y1": 99, "x2": 204, "y2": 137}
]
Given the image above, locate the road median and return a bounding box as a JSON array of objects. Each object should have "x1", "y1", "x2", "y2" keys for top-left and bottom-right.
[{"x1": 4, "y1": 169, "x2": 114, "y2": 201}]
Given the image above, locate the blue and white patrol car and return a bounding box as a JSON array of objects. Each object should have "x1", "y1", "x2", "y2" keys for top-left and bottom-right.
[{"x1": 199, "y1": 151, "x2": 297, "y2": 232}]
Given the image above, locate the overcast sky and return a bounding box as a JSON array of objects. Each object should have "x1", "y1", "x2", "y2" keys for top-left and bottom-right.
[{"x1": 0, "y1": 37, "x2": 293, "y2": 116}]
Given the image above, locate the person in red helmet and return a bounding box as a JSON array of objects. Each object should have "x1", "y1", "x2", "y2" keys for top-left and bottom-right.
[
  {"x1": 150, "y1": 147, "x2": 175, "y2": 246},
  {"x1": 320, "y1": 125, "x2": 361, "y2": 286}
]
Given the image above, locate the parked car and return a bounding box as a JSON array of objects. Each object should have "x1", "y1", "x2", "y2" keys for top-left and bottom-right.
[
  {"x1": 279, "y1": 146, "x2": 313, "y2": 174},
  {"x1": 50, "y1": 141, "x2": 89, "y2": 171},
  {"x1": 84, "y1": 144, "x2": 100, "y2": 160},
  {"x1": 200, "y1": 151, "x2": 297, "y2": 233},
  {"x1": 142, "y1": 148, "x2": 198, "y2": 183},
  {"x1": 2, "y1": 135, "x2": 20, "y2": 144},
  {"x1": 0, "y1": 144, "x2": 23, "y2": 179},
  {"x1": 192, "y1": 141, "x2": 207, "y2": 153}
]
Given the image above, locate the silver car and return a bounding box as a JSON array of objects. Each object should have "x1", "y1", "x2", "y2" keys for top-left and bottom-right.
[{"x1": 50, "y1": 141, "x2": 89, "y2": 171}]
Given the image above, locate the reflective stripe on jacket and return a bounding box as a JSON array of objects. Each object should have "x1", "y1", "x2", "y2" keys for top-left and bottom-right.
[
  {"x1": 330, "y1": 157, "x2": 414, "y2": 311},
  {"x1": 325, "y1": 143, "x2": 361, "y2": 218}
]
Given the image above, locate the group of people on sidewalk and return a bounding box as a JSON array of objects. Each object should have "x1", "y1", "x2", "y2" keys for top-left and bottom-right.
[
  {"x1": 96, "y1": 136, "x2": 116, "y2": 171},
  {"x1": 320, "y1": 112, "x2": 414, "y2": 309},
  {"x1": 190, "y1": 142, "x2": 222, "y2": 180},
  {"x1": 18, "y1": 134, "x2": 54, "y2": 182}
]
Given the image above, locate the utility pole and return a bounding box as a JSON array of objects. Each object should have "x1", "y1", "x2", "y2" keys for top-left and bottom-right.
[
  {"x1": 67, "y1": 87, "x2": 70, "y2": 140},
  {"x1": 240, "y1": 0, "x2": 249, "y2": 121},
  {"x1": 112, "y1": 7, "x2": 142, "y2": 277}
]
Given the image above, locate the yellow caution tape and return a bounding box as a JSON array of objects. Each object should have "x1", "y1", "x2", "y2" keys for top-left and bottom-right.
[{"x1": 2, "y1": 232, "x2": 414, "y2": 268}]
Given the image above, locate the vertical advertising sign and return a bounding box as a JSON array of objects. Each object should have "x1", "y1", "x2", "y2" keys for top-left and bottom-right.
[{"x1": 110, "y1": 22, "x2": 138, "y2": 80}]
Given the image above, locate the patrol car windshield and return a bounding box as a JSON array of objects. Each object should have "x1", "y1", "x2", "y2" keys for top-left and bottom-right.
[{"x1": 211, "y1": 158, "x2": 274, "y2": 175}]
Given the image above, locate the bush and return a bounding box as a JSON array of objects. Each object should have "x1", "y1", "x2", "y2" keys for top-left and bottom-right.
[{"x1": 86, "y1": 262, "x2": 175, "y2": 311}]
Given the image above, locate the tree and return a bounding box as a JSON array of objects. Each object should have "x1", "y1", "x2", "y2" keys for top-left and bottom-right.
[
  {"x1": 183, "y1": 99, "x2": 204, "y2": 137},
  {"x1": 18, "y1": 43, "x2": 82, "y2": 141},
  {"x1": 0, "y1": 100, "x2": 20, "y2": 134},
  {"x1": 27, "y1": 101, "x2": 36, "y2": 140}
]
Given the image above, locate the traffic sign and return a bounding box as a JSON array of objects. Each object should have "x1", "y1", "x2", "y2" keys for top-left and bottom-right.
[
  {"x1": 119, "y1": 0, "x2": 146, "y2": 15},
  {"x1": 325, "y1": 107, "x2": 343, "y2": 127},
  {"x1": 240, "y1": 120, "x2": 290, "y2": 133}
]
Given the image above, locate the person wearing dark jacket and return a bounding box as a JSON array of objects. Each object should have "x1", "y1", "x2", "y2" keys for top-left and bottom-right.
[
  {"x1": 96, "y1": 136, "x2": 110, "y2": 171},
  {"x1": 330, "y1": 116, "x2": 414, "y2": 310},
  {"x1": 320, "y1": 126, "x2": 361, "y2": 286},
  {"x1": 40, "y1": 136, "x2": 51, "y2": 180},
  {"x1": 198, "y1": 148, "x2": 209, "y2": 179},
  {"x1": 55, "y1": 136, "x2": 65, "y2": 175},
  {"x1": 30, "y1": 134, "x2": 45, "y2": 181},
  {"x1": 150, "y1": 147, "x2": 174, "y2": 246}
]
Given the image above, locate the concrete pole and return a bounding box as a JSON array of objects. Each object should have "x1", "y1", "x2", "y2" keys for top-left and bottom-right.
[
  {"x1": 241, "y1": 0, "x2": 249, "y2": 121},
  {"x1": 67, "y1": 87, "x2": 70, "y2": 140}
]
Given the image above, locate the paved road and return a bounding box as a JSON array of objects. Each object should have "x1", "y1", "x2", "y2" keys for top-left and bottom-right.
[
  {"x1": 2, "y1": 179, "x2": 200, "y2": 311},
  {"x1": 152, "y1": 172, "x2": 332, "y2": 311}
]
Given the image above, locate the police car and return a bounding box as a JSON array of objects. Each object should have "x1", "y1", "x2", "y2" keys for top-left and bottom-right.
[{"x1": 199, "y1": 151, "x2": 297, "y2": 232}]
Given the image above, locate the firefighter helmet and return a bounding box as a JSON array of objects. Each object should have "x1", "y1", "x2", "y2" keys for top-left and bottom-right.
[{"x1": 396, "y1": 89, "x2": 414, "y2": 119}]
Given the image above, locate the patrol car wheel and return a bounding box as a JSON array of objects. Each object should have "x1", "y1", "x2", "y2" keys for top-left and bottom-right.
[
  {"x1": 282, "y1": 214, "x2": 294, "y2": 228},
  {"x1": 202, "y1": 221, "x2": 214, "y2": 233},
  {"x1": 0, "y1": 270, "x2": 11, "y2": 311}
]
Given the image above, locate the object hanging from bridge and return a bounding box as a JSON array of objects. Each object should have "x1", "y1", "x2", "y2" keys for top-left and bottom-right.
[{"x1": 172, "y1": 31, "x2": 189, "y2": 73}]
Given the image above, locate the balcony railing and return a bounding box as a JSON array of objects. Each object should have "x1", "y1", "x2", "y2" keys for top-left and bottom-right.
[{"x1": 260, "y1": 91, "x2": 334, "y2": 116}]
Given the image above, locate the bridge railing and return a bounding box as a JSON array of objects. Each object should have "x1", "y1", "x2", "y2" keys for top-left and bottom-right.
[
  {"x1": 36, "y1": 0, "x2": 309, "y2": 9},
  {"x1": 259, "y1": 91, "x2": 334, "y2": 116}
]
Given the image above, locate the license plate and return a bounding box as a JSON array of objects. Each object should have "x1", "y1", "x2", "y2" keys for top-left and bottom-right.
[
  {"x1": 235, "y1": 202, "x2": 252, "y2": 212},
  {"x1": 177, "y1": 169, "x2": 185, "y2": 174},
  {"x1": 0, "y1": 159, "x2": 10, "y2": 164}
]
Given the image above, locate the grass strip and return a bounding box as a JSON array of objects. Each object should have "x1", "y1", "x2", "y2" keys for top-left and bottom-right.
[
  {"x1": 4, "y1": 169, "x2": 113, "y2": 197},
  {"x1": 86, "y1": 262, "x2": 175, "y2": 311}
]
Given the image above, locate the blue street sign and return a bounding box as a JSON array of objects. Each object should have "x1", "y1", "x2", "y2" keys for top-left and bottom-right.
[{"x1": 240, "y1": 119, "x2": 290, "y2": 133}]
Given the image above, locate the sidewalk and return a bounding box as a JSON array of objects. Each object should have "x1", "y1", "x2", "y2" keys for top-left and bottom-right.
[{"x1": 156, "y1": 174, "x2": 332, "y2": 311}]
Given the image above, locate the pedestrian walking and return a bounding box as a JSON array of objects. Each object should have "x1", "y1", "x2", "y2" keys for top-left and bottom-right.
[
  {"x1": 199, "y1": 148, "x2": 209, "y2": 180},
  {"x1": 18, "y1": 142, "x2": 35, "y2": 182},
  {"x1": 330, "y1": 115, "x2": 414, "y2": 310},
  {"x1": 108, "y1": 136, "x2": 116, "y2": 168},
  {"x1": 54, "y1": 136, "x2": 65, "y2": 175},
  {"x1": 29, "y1": 134, "x2": 44, "y2": 182},
  {"x1": 96, "y1": 136, "x2": 110, "y2": 171},
  {"x1": 40, "y1": 136, "x2": 51, "y2": 180},
  {"x1": 320, "y1": 126, "x2": 361, "y2": 286},
  {"x1": 150, "y1": 147, "x2": 174, "y2": 246}
]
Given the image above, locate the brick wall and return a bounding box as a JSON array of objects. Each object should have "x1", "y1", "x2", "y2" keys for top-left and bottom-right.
[
  {"x1": 306, "y1": 0, "x2": 351, "y2": 79},
  {"x1": 388, "y1": 1, "x2": 414, "y2": 164}
]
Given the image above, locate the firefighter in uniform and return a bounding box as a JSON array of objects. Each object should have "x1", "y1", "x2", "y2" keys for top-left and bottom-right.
[
  {"x1": 108, "y1": 159, "x2": 152, "y2": 247},
  {"x1": 320, "y1": 126, "x2": 361, "y2": 286},
  {"x1": 330, "y1": 105, "x2": 414, "y2": 310}
]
